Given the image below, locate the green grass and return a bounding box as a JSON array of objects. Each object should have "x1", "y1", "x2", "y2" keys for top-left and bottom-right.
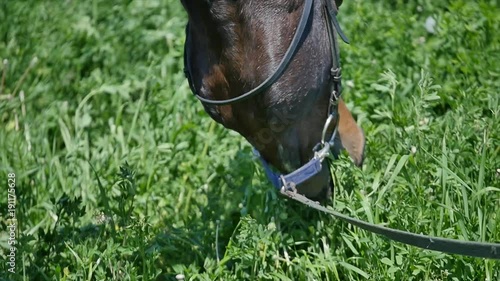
[{"x1": 0, "y1": 0, "x2": 499, "y2": 280}]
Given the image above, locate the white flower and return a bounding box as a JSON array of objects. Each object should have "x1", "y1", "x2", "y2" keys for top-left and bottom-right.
[
  {"x1": 425, "y1": 16, "x2": 437, "y2": 34},
  {"x1": 411, "y1": 146, "x2": 417, "y2": 154}
]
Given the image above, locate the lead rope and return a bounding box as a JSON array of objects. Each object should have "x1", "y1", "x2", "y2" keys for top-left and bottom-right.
[
  {"x1": 280, "y1": 0, "x2": 500, "y2": 260},
  {"x1": 280, "y1": 188, "x2": 500, "y2": 259}
]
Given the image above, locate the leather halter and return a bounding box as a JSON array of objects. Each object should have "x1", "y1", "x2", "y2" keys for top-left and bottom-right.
[
  {"x1": 184, "y1": 0, "x2": 348, "y2": 192},
  {"x1": 253, "y1": 0, "x2": 347, "y2": 194},
  {"x1": 183, "y1": 0, "x2": 349, "y2": 105}
]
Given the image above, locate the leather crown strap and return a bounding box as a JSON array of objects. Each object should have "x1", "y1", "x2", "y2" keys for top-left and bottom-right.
[{"x1": 183, "y1": 0, "x2": 500, "y2": 259}]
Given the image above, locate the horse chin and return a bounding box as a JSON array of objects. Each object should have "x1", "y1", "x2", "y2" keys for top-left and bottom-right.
[{"x1": 295, "y1": 163, "x2": 332, "y2": 202}]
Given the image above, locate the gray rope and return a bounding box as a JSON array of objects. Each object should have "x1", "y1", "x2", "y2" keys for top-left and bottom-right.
[{"x1": 281, "y1": 189, "x2": 500, "y2": 259}]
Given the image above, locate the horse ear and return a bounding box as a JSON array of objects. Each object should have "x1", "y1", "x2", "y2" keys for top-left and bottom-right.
[{"x1": 337, "y1": 99, "x2": 365, "y2": 166}]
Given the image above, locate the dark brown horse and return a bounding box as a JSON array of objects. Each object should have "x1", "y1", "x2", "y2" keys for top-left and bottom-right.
[{"x1": 181, "y1": 0, "x2": 365, "y2": 200}]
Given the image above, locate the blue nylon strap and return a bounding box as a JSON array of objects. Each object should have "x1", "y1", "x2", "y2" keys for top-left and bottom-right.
[
  {"x1": 281, "y1": 158, "x2": 323, "y2": 187},
  {"x1": 254, "y1": 149, "x2": 323, "y2": 190},
  {"x1": 255, "y1": 151, "x2": 281, "y2": 189}
]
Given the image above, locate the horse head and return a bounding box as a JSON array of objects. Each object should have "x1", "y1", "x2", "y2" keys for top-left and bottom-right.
[{"x1": 182, "y1": 0, "x2": 364, "y2": 200}]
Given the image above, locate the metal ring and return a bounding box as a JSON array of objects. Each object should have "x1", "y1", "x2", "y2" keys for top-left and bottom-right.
[
  {"x1": 328, "y1": 124, "x2": 339, "y2": 145},
  {"x1": 321, "y1": 114, "x2": 336, "y2": 145}
]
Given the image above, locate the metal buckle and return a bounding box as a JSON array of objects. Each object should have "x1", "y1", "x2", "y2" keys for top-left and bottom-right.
[
  {"x1": 330, "y1": 90, "x2": 340, "y2": 104},
  {"x1": 331, "y1": 67, "x2": 342, "y2": 83},
  {"x1": 328, "y1": 89, "x2": 340, "y2": 116}
]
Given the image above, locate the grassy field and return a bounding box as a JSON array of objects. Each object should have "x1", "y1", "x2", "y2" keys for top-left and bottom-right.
[{"x1": 1, "y1": 0, "x2": 499, "y2": 280}]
